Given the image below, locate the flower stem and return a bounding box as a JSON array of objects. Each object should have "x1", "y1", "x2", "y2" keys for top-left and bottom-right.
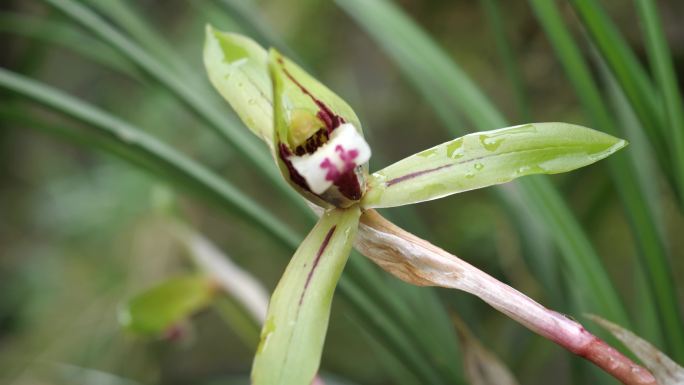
[{"x1": 355, "y1": 209, "x2": 656, "y2": 385}]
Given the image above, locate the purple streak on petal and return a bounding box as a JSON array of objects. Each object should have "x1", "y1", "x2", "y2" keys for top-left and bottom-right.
[
  {"x1": 299, "y1": 225, "x2": 337, "y2": 306},
  {"x1": 276, "y1": 56, "x2": 344, "y2": 133},
  {"x1": 279, "y1": 143, "x2": 311, "y2": 191},
  {"x1": 385, "y1": 164, "x2": 454, "y2": 186}
]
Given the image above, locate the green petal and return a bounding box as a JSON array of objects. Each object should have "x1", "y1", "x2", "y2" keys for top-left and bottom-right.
[
  {"x1": 203, "y1": 26, "x2": 274, "y2": 148},
  {"x1": 252, "y1": 207, "x2": 360, "y2": 385},
  {"x1": 118, "y1": 275, "x2": 216, "y2": 335},
  {"x1": 362, "y1": 122, "x2": 627, "y2": 208},
  {"x1": 269, "y1": 48, "x2": 363, "y2": 150}
]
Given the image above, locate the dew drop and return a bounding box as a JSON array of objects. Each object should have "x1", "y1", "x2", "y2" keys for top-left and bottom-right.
[
  {"x1": 474, "y1": 162, "x2": 484, "y2": 171},
  {"x1": 479, "y1": 134, "x2": 504, "y2": 151}
]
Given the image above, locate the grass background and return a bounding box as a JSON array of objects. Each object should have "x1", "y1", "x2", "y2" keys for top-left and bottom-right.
[{"x1": 1, "y1": 0, "x2": 683, "y2": 384}]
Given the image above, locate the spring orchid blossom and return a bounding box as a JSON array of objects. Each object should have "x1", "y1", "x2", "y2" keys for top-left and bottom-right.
[{"x1": 204, "y1": 26, "x2": 655, "y2": 385}]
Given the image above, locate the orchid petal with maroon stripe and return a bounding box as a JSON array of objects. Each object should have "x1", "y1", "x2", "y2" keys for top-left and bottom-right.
[
  {"x1": 362, "y1": 123, "x2": 626, "y2": 208},
  {"x1": 252, "y1": 207, "x2": 360, "y2": 385}
]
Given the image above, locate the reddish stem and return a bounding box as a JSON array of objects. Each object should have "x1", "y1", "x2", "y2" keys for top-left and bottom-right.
[{"x1": 356, "y1": 209, "x2": 656, "y2": 385}]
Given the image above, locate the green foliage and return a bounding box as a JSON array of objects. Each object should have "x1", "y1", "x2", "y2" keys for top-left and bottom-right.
[
  {"x1": 119, "y1": 275, "x2": 216, "y2": 335},
  {"x1": 337, "y1": 0, "x2": 632, "y2": 329},
  {"x1": 363, "y1": 123, "x2": 626, "y2": 208},
  {"x1": 2, "y1": 0, "x2": 682, "y2": 384}
]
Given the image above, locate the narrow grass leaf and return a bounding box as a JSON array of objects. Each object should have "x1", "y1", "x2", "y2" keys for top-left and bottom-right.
[
  {"x1": 479, "y1": 0, "x2": 531, "y2": 122},
  {"x1": 528, "y1": 0, "x2": 683, "y2": 359},
  {"x1": 215, "y1": 0, "x2": 299, "y2": 61},
  {"x1": 569, "y1": 0, "x2": 668, "y2": 164},
  {"x1": 118, "y1": 275, "x2": 216, "y2": 335},
  {"x1": 0, "y1": 12, "x2": 138, "y2": 78},
  {"x1": 363, "y1": 123, "x2": 626, "y2": 208},
  {"x1": 634, "y1": 0, "x2": 684, "y2": 206},
  {"x1": 0, "y1": 68, "x2": 301, "y2": 249},
  {"x1": 40, "y1": 0, "x2": 311, "y2": 214},
  {"x1": 81, "y1": 0, "x2": 191, "y2": 78},
  {"x1": 252, "y1": 208, "x2": 360, "y2": 385}
]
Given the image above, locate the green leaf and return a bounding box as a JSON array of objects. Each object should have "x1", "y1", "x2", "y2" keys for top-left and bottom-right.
[
  {"x1": 363, "y1": 123, "x2": 626, "y2": 208},
  {"x1": 118, "y1": 275, "x2": 216, "y2": 335},
  {"x1": 204, "y1": 26, "x2": 274, "y2": 148},
  {"x1": 252, "y1": 207, "x2": 360, "y2": 385},
  {"x1": 0, "y1": 68, "x2": 301, "y2": 250}
]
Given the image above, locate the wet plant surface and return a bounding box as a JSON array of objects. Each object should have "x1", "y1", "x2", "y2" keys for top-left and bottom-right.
[{"x1": 1, "y1": 1, "x2": 683, "y2": 385}]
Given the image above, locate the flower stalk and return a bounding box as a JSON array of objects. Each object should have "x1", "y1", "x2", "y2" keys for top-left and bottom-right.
[{"x1": 356, "y1": 209, "x2": 656, "y2": 385}]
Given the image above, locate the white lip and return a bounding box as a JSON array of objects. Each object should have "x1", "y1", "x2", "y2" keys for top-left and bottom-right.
[{"x1": 289, "y1": 123, "x2": 371, "y2": 194}]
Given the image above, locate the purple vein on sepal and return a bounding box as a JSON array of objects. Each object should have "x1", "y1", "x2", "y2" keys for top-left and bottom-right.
[
  {"x1": 276, "y1": 56, "x2": 344, "y2": 133},
  {"x1": 386, "y1": 164, "x2": 454, "y2": 186},
  {"x1": 298, "y1": 225, "x2": 337, "y2": 306}
]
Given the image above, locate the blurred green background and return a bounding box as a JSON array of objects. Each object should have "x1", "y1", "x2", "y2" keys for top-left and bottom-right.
[{"x1": 1, "y1": 1, "x2": 683, "y2": 384}]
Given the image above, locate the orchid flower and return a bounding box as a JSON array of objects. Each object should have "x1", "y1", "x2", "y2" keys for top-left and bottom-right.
[{"x1": 204, "y1": 27, "x2": 655, "y2": 385}]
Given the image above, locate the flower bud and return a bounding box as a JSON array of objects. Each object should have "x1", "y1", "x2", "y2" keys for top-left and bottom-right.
[{"x1": 269, "y1": 49, "x2": 371, "y2": 208}]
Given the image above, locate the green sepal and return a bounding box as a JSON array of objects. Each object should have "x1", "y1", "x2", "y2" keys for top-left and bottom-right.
[
  {"x1": 204, "y1": 25, "x2": 274, "y2": 148},
  {"x1": 251, "y1": 207, "x2": 360, "y2": 385}
]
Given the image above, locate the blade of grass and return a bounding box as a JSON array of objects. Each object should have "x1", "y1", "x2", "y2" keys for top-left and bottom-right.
[
  {"x1": 569, "y1": 0, "x2": 669, "y2": 172},
  {"x1": 338, "y1": 276, "x2": 458, "y2": 385},
  {"x1": 527, "y1": 0, "x2": 683, "y2": 360},
  {"x1": 0, "y1": 12, "x2": 139, "y2": 78},
  {"x1": 214, "y1": 0, "x2": 300, "y2": 61},
  {"x1": 80, "y1": 0, "x2": 192, "y2": 78},
  {"x1": 479, "y1": 0, "x2": 531, "y2": 122},
  {"x1": 599, "y1": 50, "x2": 666, "y2": 346},
  {"x1": 336, "y1": 0, "x2": 630, "y2": 326},
  {"x1": 0, "y1": 67, "x2": 300, "y2": 249},
  {"x1": 634, "y1": 0, "x2": 684, "y2": 206},
  {"x1": 40, "y1": 0, "x2": 311, "y2": 216}
]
